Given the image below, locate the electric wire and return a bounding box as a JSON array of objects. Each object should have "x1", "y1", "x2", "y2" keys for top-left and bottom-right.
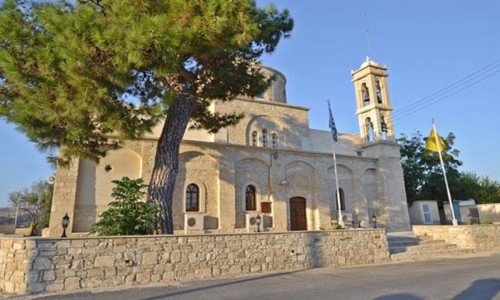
[{"x1": 303, "y1": 58, "x2": 500, "y2": 151}]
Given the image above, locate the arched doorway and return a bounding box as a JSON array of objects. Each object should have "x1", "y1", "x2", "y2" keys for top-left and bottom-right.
[{"x1": 289, "y1": 197, "x2": 307, "y2": 230}]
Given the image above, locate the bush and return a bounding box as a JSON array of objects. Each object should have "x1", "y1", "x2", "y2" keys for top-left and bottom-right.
[
  {"x1": 480, "y1": 219, "x2": 493, "y2": 225},
  {"x1": 91, "y1": 177, "x2": 159, "y2": 235}
]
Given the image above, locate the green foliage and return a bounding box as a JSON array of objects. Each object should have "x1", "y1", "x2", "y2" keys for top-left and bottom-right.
[
  {"x1": 398, "y1": 132, "x2": 500, "y2": 204},
  {"x1": 8, "y1": 180, "x2": 53, "y2": 235},
  {"x1": 0, "y1": 0, "x2": 293, "y2": 233},
  {"x1": 480, "y1": 219, "x2": 493, "y2": 225},
  {"x1": 398, "y1": 131, "x2": 462, "y2": 204},
  {"x1": 0, "y1": 0, "x2": 293, "y2": 164},
  {"x1": 91, "y1": 177, "x2": 159, "y2": 236},
  {"x1": 454, "y1": 172, "x2": 500, "y2": 204}
]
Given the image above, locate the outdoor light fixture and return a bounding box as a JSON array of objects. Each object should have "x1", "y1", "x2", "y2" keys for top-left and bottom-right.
[
  {"x1": 272, "y1": 151, "x2": 279, "y2": 161},
  {"x1": 256, "y1": 214, "x2": 262, "y2": 232},
  {"x1": 372, "y1": 213, "x2": 377, "y2": 229},
  {"x1": 61, "y1": 213, "x2": 70, "y2": 238}
]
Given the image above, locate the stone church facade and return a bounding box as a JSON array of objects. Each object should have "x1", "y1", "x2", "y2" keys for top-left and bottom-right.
[{"x1": 48, "y1": 58, "x2": 411, "y2": 236}]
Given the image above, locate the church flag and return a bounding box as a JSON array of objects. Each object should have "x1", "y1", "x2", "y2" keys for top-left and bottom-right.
[
  {"x1": 425, "y1": 126, "x2": 445, "y2": 152},
  {"x1": 328, "y1": 100, "x2": 338, "y2": 142}
]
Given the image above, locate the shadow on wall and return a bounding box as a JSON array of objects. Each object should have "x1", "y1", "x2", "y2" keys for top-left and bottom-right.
[{"x1": 307, "y1": 232, "x2": 325, "y2": 268}]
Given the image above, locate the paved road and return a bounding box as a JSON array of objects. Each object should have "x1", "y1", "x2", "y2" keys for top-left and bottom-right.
[{"x1": 22, "y1": 254, "x2": 500, "y2": 300}]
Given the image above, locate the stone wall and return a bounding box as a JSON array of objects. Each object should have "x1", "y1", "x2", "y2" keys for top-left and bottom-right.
[
  {"x1": 413, "y1": 225, "x2": 500, "y2": 252},
  {"x1": 477, "y1": 203, "x2": 500, "y2": 223},
  {"x1": 0, "y1": 229, "x2": 389, "y2": 295}
]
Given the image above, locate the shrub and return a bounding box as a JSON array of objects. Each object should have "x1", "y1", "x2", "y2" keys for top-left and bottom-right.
[
  {"x1": 91, "y1": 177, "x2": 159, "y2": 235},
  {"x1": 480, "y1": 219, "x2": 493, "y2": 225}
]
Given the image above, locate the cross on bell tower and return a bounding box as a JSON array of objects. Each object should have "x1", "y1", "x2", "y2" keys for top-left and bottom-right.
[{"x1": 351, "y1": 57, "x2": 394, "y2": 142}]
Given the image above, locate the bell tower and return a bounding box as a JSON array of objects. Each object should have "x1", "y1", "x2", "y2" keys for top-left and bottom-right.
[{"x1": 351, "y1": 58, "x2": 394, "y2": 142}]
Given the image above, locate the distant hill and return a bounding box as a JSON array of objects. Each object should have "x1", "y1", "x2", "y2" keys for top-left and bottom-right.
[
  {"x1": 0, "y1": 207, "x2": 15, "y2": 217},
  {"x1": 0, "y1": 207, "x2": 31, "y2": 226}
]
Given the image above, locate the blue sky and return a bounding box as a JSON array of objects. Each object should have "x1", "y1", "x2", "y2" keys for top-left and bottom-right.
[{"x1": 1, "y1": 0, "x2": 500, "y2": 206}]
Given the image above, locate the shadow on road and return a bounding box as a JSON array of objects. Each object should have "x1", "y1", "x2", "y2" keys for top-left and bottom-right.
[
  {"x1": 138, "y1": 270, "x2": 302, "y2": 300},
  {"x1": 374, "y1": 294, "x2": 423, "y2": 300},
  {"x1": 452, "y1": 278, "x2": 500, "y2": 300}
]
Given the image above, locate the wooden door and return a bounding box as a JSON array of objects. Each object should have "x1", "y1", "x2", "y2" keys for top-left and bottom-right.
[{"x1": 290, "y1": 197, "x2": 307, "y2": 231}]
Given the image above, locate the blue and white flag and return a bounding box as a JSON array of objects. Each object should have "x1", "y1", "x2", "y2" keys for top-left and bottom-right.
[{"x1": 327, "y1": 100, "x2": 338, "y2": 142}]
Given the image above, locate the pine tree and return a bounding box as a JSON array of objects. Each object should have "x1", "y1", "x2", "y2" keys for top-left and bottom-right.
[{"x1": 0, "y1": 0, "x2": 293, "y2": 233}]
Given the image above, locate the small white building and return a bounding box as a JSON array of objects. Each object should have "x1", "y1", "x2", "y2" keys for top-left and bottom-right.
[
  {"x1": 48, "y1": 58, "x2": 412, "y2": 236},
  {"x1": 408, "y1": 200, "x2": 440, "y2": 225}
]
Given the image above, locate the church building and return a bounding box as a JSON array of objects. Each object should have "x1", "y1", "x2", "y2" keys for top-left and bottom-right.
[{"x1": 48, "y1": 58, "x2": 411, "y2": 236}]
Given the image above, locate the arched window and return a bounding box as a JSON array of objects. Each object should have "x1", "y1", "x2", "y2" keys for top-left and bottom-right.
[
  {"x1": 186, "y1": 184, "x2": 199, "y2": 212},
  {"x1": 262, "y1": 129, "x2": 268, "y2": 148},
  {"x1": 365, "y1": 117, "x2": 374, "y2": 142},
  {"x1": 361, "y1": 83, "x2": 370, "y2": 106},
  {"x1": 271, "y1": 133, "x2": 278, "y2": 149},
  {"x1": 380, "y1": 115, "x2": 388, "y2": 140},
  {"x1": 335, "y1": 188, "x2": 346, "y2": 211},
  {"x1": 251, "y1": 131, "x2": 258, "y2": 146},
  {"x1": 245, "y1": 185, "x2": 257, "y2": 211},
  {"x1": 376, "y1": 80, "x2": 383, "y2": 104}
]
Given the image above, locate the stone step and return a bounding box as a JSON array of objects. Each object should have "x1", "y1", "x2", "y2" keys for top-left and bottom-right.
[
  {"x1": 390, "y1": 248, "x2": 475, "y2": 262},
  {"x1": 390, "y1": 243, "x2": 458, "y2": 254},
  {"x1": 387, "y1": 237, "x2": 420, "y2": 245},
  {"x1": 388, "y1": 239, "x2": 446, "y2": 247},
  {"x1": 387, "y1": 234, "x2": 476, "y2": 262}
]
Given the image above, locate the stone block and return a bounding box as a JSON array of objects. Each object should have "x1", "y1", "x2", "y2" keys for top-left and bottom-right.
[
  {"x1": 142, "y1": 252, "x2": 158, "y2": 265},
  {"x1": 13, "y1": 242, "x2": 24, "y2": 250},
  {"x1": 94, "y1": 255, "x2": 114, "y2": 268},
  {"x1": 45, "y1": 282, "x2": 64, "y2": 292},
  {"x1": 136, "y1": 272, "x2": 151, "y2": 283},
  {"x1": 195, "y1": 268, "x2": 212, "y2": 278},
  {"x1": 71, "y1": 240, "x2": 85, "y2": 248},
  {"x1": 42, "y1": 270, "x2": 56, "y2": 281},
  {"x1": 171, "y1": 251, "x2": 182, "y2": 263},
  {"x1": 87, "y1": 268, "x2": 105, "y2": 278},
  {"x1": 250, "y1": 265, "x2": 262, "y2": 272},
  {"x1": 4, "y1": 281, "x2": 15, "y2": 293},
  {"x1": 105, "y1": 268, "x2": 117, "y2": 277},
  {"x1": 64, "y1": 277, "x2": 81, "y2": 290},
  {"x1": 229, "y1": 266, "x2": 242, "y2": 275},
  {"x1": 33, "y1": 257, "x2": 52, "y2": 271},
  {"x1": 27, "y1": 282, "x2": 46, "y2": 294},
  {"x1": 67, "y1": 247, "x2": 82, "y2": 255}
]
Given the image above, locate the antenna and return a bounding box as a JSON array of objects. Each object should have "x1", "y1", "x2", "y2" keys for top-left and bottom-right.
[{"x1": 364, "y1": 13, "x2": 372, "y2": 59}]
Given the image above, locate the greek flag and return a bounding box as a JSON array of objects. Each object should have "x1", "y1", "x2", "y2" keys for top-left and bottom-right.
[{"x1": 328, "y1": 100, "x2": 338, "y2": 142}]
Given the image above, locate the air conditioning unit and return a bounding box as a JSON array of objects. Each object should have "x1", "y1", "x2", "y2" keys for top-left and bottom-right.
[
  {"x1": 245, "y1": 212, "x2": 261, "y2": 232},
  {"x1": 342, "y1": 212, "x2": 353, "y2": 222},
  {"x1": 184, "y1": 214, "x2": 205, "y2": 232}
]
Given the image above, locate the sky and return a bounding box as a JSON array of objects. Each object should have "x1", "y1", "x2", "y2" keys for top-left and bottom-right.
[{"x1": 1, "y1": 1, "x2": 500, "y2": 207}]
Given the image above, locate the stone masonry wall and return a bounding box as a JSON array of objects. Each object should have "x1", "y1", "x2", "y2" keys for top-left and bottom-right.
[
  {"x1": 413, "y1": 225, "x2": 500, "y2": 252},
  {"x1": 0, "y1": 229, "x2": 389, "y2": 295}
]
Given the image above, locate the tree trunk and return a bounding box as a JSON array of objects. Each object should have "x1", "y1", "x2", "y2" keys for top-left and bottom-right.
[{"x1": 147, "y1": 95, "x2": 197, "y2": 234}]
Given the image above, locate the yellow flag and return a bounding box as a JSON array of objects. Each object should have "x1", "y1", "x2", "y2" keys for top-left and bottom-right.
[{"x1": 425, "y1": 127, "x2": 445, "y2": 152}]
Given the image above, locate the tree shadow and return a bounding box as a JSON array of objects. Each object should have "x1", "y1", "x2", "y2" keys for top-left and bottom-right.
[
  {"x1": 374, "y1": 294, "x2": 423, "y2": 300},
  {"x1": 139, "y1": 270, "x2": 301, "y2": 300},
  {"x1": 452, "y1": 278, "x2": 500, "y2": 300}
]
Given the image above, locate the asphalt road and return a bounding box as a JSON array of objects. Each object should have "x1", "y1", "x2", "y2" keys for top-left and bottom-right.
[{"x1": 20, "y1": 253, "x2": 500, "y2": 300}]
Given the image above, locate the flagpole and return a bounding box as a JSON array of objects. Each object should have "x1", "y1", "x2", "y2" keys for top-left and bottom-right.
[
  {"x1": 328, "y1": 100, "x2": 344, "y2": 228},
  {"x1": 331, "y1": 138, "x2": 344, "y2": 228},
  {"x1": 433, "y1": 122, "x2": 458, "y2": 226}
]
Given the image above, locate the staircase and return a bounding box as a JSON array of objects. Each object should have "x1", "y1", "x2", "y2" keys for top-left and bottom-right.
[{"x1": 388, "y1": 233, "x2": 475, "y2": 262}]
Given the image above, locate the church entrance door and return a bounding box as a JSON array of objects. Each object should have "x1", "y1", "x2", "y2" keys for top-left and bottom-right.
[{"x1": 290, "y1": 197, "x2": 307, "y2": 230}]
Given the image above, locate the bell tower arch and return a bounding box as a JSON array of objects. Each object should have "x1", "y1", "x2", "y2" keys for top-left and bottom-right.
[{"x1": 352, "y1": 58, "x2": 394, "y2": 142}]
